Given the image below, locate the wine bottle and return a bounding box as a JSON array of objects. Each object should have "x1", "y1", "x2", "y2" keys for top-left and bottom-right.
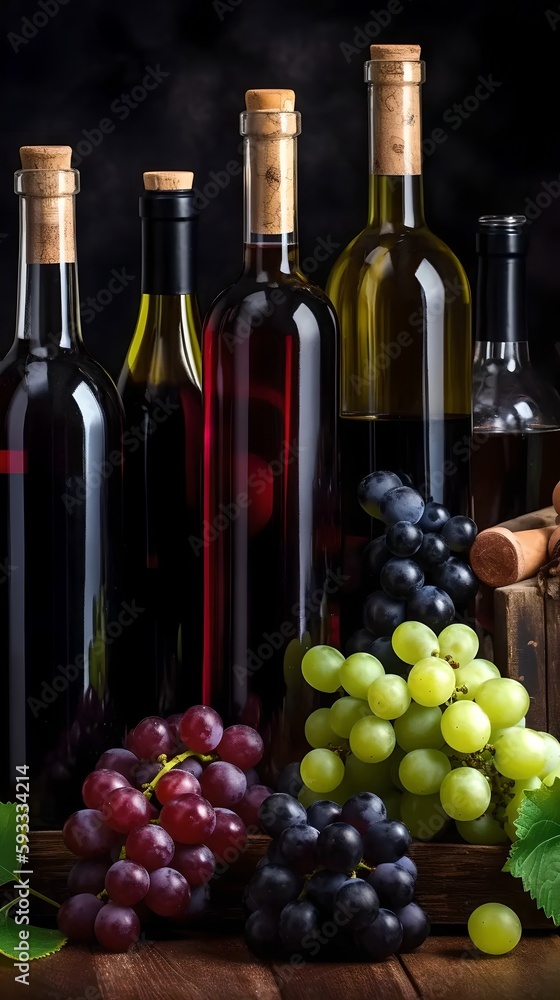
[
  {"x1": 0, "y1": 146, "x2": 124, "y2": 827},
  {"x1": 117, "y1": 172, "x2": 202, "y2": 724},
  {"x1": 326, "y1": 45, "x2": 472, "y2": 645},
  {"x1": 471, "y1": 215, "x2": 560, "y2": 529},
  {"x1": 202, "y1": 90, "x2": 340, "y2": 778}
]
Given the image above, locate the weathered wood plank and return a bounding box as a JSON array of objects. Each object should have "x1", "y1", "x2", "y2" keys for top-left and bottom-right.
[
  {"x1": 92, "y1": 935, "x2": 280, "y2": 1000},
  {"x1": 399, "y1": 933, "x2": 560, "y2": 1000},
  {"x1": 277, "y1": 954, "x2": 419, "y2": 1000},
  {"x1": 0, "y1": 944, "x2": 100, "y2": 1000},
  {"x1": 493, "y1": 579, "x2": 548, "y2": 732},
  {"x1": 544, "y1": 593, "x2": 560, "y2": 739}
]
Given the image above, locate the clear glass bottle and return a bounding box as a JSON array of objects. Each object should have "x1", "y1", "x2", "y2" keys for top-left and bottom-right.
[
  {"x1": 202, "y1": 90, "x2": 340, "y2": 779},
  {"x1": 0, "y1": 146, "x2": 124, "y2": 827},
  {"x1": 117, "y1": 172, "x2": 202, "y2": 725},
  {"x1": 472, "y1": 215, "x2": 560, "y2": 529}
]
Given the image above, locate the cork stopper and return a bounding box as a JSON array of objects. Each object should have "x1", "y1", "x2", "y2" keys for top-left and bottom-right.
[
  {"x1": 143, "y1": 171, "x2": 194, "y2": 191},
  {"x1": 553, "y1": 480, "x2": 560, "y2": 514},
  {"x1": 365, "y1": 43, "x2": 424, "y2": 176},
  {"x1": 470, "y1": 525, "x2": 555, "y2": 588},
  {"x1": 245, "y1": 89, "x2": 295, "y2": 112},
  {"x1": 17, "y1": 145, "x2": 77, "y2": 264},
  {"x1": 242, "y1": 90, "x2": 300, "y2": 237}
]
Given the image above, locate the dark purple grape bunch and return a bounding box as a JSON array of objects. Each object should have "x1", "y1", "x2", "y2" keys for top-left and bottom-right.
[
  {"x1": 349, "y1": 472, "x2": 479, "y2": 661},
  {"x1": 58, "y1": 706, "x2": 274, "y2": 951},
  {"x1": 244, "y1": 790, "x2": 430, "y2": 961}
]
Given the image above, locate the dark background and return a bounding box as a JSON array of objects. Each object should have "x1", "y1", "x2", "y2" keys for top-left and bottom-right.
[{"x1": 0, "y1": 0, "x2": 556, "y2": 381}]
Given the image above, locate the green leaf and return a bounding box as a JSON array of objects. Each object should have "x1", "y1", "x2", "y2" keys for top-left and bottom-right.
[
  {"x1": 503, "y1": 778, "x2": 560, "y2": 924},
  {"x1": 0, "y1": 803, "x2": 18, "y2": 887},
  {"x1": 0, "y1": 904, "x2": 67, "y2": 961}
]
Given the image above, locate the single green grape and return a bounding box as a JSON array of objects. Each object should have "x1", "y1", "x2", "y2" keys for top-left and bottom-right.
[
  {"x1": 439, "y1": 766, "x2": 491, "y2": 821},
  {"x1": 300, "y1": 748, "x2": 345, "y2": 792},
  {"x1": 537, "y1": 731, "x2": 560, "y2": 779},
  {"x1": 474, "y1": 677, "x2": 530, "y2": 728},
  {"x1": 349, "y1": 715, "x2": 396, "y2": 763},
  {"x1": 400, "y1": 791, "x2": 448, "y2": 841},
  {"x1": 407, "y1": 657, "x2": 456, "y2": 707},
  {"x1": 454, "y1": 660, "x2": 500, "y2": 701},
  {"x1": 456, "y1": 812, "x2": 508, "y2": 845},
  {"x1": 468, "y1": 903, "x2": 522, "y2": 955},
  {"x1": 329, "y1": 696, "x2": 371, "y2": 738},
  {"x1": 494, "y1": 728, "x2": 546, "y2": 780},
  {"x1": 490, "y1": 718, "x2": 526, "y2": 743},
  {"x1": 440, "y1": 701, "x2": 491, "y2": 753},
  {"x1": 437, "y1": 623, "x2": 479, "y2": 667},
  {"x1": 392, "y1": 621, "x2": 439, "y2": 665},
  {"x1": 367, "y1": 673, "x2": 411, "y2": 720},
  {"x1": 305, "y1": 707, "x2": 339, "y2": 748},
  {"x1": 345, "y1": 753, "x2": 394, "y2": 794},
  {"x1": 399, "y1": 748, "x2": 451, "y2": 795},
  {"x1": 394, "y1": 703, "x2": 445, "y2": 751},
  {"x1": 339, "y1": 652, "x2": 385, "y2": 699},
  {"x1": 301, "y1": 645, "x2": 345, "y2": 693}
]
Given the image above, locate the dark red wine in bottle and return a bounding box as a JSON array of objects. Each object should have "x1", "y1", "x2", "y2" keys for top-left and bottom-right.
[
  {"x1": 202, "y1": 90, "x2": 340, "y2": 779},
  {"x1": 0, "y1": 146, "x2": 124, "y2": 827},
  {"x1": 117, "y1": 172, "x2": 202, "y2": 725}
]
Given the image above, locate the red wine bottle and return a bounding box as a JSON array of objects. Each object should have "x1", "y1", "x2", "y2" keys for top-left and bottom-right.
[
  {"x1": 0, "y1": 146, "x2": 124, "y2": 827},
  {"x1": 117, "y1": 172, "x2": 202, "y2": 723},
  {"x1": 202, "y1": 90, "x2": 340, "y2": 777}
]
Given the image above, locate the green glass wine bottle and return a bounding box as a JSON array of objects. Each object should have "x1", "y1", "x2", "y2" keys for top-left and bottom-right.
[
  {"x1": 117, "y1": 171, "x2": 202, "y2": 724},
  {"x1": 326, "y1": 44, "x2": 472, "y2": 646}
]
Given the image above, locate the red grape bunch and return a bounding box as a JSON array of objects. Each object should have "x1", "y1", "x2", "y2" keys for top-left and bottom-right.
[{"x1": 58, "y1": 706, "x2": 273, "y2": 951}]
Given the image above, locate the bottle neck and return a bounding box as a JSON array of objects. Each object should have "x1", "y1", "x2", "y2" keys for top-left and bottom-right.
[
  {"x1": 367, "y1": 78, "x2": 425, "y2": 228},
  {"x1": 243, "y1": 133, "x2": 299, "y2": 275},
  {"x1": 476, "y1": 253, "x2": 527, "y2": 344},
  {"x1": 15, "y1": 193, "x2": 82, "y2": 354},
  {"x1": 141, "y1": 217, "x2": 196, "y2": 296}
]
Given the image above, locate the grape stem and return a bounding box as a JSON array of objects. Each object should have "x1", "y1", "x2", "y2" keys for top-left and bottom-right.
[{"x1": 141, "y1": 749, "x2": 217, "y2": 800}]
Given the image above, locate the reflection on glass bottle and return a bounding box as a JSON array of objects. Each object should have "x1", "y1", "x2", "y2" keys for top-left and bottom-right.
[{"x1": 472, "y1": 215, "x2": 560, "y2": 529}]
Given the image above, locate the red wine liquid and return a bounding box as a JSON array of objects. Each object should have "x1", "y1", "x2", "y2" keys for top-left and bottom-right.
[
  {"x1": 339, "y1": 414, "x2": 472, "y2": 643},
  {"x1": 202, "y1": 248, "x2": 340, "y2": 777},
  {"x1": 471, "y1": 428, "x2": 560, "y2": 530}
]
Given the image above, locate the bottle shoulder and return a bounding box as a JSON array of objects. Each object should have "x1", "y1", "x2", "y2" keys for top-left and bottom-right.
[
  {"x1": 327, "y1": 224, "x2": 470, "y2": 302},
  {"x1": 203, "y1": 272, "x2": 339, "y2": 337},
  {"x1": 473, "y1": 356, "x2": 560, "y2": 431},
  {"x1": 0, "y1": 349, "x2": 124, "y2": 423}
]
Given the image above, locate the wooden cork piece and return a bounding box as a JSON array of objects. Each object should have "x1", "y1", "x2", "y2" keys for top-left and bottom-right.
[
  {"x1": 19, "y1": 145, "x2": 76, "y2": 264},
  {"x1": 553, "y1": 480, "x2": 560, "y2": 514},
  {"x1": 470, "y1": 525, "x2": 555, "y2": 588},
  {"x1": 548, "y1": 525, "x2": 560, "y2": 558},
  {"x1": 143, "y1": 171, "x2": 194, "y2": 191},
  {"x1": 367, "y1": 43, "x2": 423, "y2": 176},
  {"x1": 243, "y1": 89, "x2": 298, "y2": 237}
]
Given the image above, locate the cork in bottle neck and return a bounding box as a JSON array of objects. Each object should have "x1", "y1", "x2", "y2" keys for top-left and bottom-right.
[
  {"x1": 241, "y1": 90, "x2": 300, "y2": 239},
  {"x1": 15, "y1": 145, "x2": 78, "y2": 264},
  {"x1": 365, "y1": 44, "x2": 425, "y2": 176}
]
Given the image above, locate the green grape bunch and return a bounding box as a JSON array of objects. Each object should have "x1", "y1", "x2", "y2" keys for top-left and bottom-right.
[{"x1": 299, "y1": 623, "x2": 560, "y2": 844}]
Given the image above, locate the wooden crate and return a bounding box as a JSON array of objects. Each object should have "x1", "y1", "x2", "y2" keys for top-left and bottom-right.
[
  {"x1": 477, "y1": 506, "x2": 560, "y2": 737},
  {"x1": 28, "y1": 831, "x2": 554, "y2": 930}
]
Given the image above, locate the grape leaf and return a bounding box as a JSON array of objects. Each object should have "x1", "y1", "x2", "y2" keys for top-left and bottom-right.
[
  {"x1": 0, "y1": 803, "x2": 18, "y2": 887},
  {"x1": 503, "y1": 778, "x2": 560, "y2": 925},
  {"x1": 0, "y1": 903, "x2": 67, "y2": 961}
]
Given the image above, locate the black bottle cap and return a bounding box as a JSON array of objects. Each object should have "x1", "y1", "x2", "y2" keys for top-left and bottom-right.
[{"x1": 476, "y1": 215, "x2": 528, "y2": 256}]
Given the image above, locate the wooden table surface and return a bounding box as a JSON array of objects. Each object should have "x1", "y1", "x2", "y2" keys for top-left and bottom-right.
[{"x1": 1, "y1": 931, "x2": 559, "y2": 1000}]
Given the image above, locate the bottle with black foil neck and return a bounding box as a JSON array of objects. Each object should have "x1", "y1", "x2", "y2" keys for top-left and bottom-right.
[{"x1": 118, "y1": 171, "x2": 203, "y2": 725}]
